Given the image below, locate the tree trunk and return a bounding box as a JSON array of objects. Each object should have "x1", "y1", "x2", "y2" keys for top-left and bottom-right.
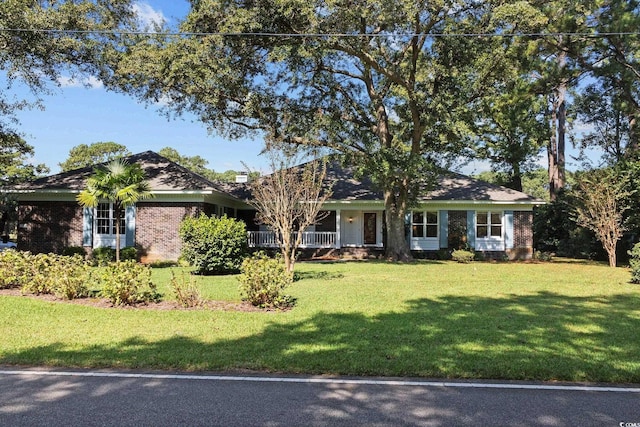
[
  {"x1": 557, "y1": 74, "x2": 567, "y2": 190},
  {"x1": 286, "y1": 243, "x2": 296, "y2": 273},
  {"x1": 607, "y1": 244, "x2": 617, "y2": 268},
  {"x1": 509, "y1": 161, "x2": 523, "y2": 192},
  {"x1": 279, "y1": 229, "x2": 298, "y2": 273},
  {"x1": 548, "y1": 114, "x2": 559, "y2": 201},
  {"x1": 282, "y1": 248, "x2": 294, "y2": 273},
  {"x1": 548, "y1": 46, "x2": 567, "y2": 201},
  {"x1": 383, "y1": 190, "x2": 412, "y2": 262}
]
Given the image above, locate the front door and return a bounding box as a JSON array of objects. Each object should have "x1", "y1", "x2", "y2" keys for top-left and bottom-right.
[{"x1": 363, "y1": 213, "x2": 377, "y2": 245}]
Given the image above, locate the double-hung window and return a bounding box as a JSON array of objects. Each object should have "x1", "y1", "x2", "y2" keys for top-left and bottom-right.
[
  {"x1": 96, "y1": 202, "x2": 125, "y2": 236},
  {"x1": 412, "y1": 211, "x2": 438, "y2": 238},
  {"x1": 476, "y1": 211, "x2": 502, "y2": 239}
]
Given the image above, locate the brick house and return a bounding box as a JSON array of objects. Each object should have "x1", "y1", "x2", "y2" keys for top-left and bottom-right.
[
  {"x1": 12, "y1": 151, "x2": 247, "y2": 263},
  {"x1": 11, "y1": 151, "x2": 543, "y2": 261}
]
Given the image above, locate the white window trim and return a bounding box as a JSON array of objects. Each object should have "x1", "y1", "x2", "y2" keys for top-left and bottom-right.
[
  {"x1": 410, "y1": 210, "x2": 439, "y2": 250},
  {"x1": 94, "y1": 202, "x2": 125, "y2": 249},
  {"x1": 475, "y1": 210, "x2": 505, "y2": 251}
]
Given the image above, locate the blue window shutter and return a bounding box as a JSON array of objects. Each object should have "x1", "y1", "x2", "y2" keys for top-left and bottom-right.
[
  {"x1": 82, "y1": 207, "x2": 93, "y2": 247},
  {"x1": 439, "y1": 210, "x2": 448, "y2": 248},
  {"x1": 505, "y1": 210, "x2": 514, "y2": 249},
  {"x1": 125, "y1": 205, "x2": 136, "y2": 247},
  {"x1": 466, "y1": 211, "x2": 476, "y2": 249}
]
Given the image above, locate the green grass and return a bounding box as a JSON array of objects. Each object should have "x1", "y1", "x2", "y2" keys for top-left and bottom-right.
[{"x1": 1, "y1": 259, "x2": 639, "y2": 383}]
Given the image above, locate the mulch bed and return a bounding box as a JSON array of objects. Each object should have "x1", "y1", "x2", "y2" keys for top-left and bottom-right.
[{"x1": 0, "y1": 288, "x2": 264, "y2": 312}]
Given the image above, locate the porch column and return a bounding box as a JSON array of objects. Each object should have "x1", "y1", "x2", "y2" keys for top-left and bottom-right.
[{"x1": 335, "y1": 209, "x2": 341, "y2": 249}]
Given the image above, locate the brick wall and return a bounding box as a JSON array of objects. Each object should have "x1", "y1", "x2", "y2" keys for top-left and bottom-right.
[
  {"x1": 513, "y1": 211, "x2": 533, "y2": 249},
  {"x1": 508, "y1": 211, "x2": 534, "y2": 260},
  {"x1": 135, "y1": 202, "x2": 204, "y2": 262},
  {"x1": 17, "y1": 201, "x2": 83, "y2": 254}
]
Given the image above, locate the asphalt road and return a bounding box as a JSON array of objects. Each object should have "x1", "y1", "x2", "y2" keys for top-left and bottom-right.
[{"x1": 0, "y1": 369, "x2": 639, "y2": 426}]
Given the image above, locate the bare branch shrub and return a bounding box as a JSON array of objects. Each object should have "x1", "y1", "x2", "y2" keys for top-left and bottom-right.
[
  {"x1": 249, "y1": 151, "x2": 333, "y2": 272},
  {"x1": 573, "y1": 168, "x2": 629, "y2": 267}
]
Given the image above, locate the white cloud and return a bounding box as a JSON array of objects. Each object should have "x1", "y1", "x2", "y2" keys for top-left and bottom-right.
[
  {"x1": 132, "y1": 2, "x2": 166, "y2": 29},
  {"x1": 57, "y1": 75, "x2": 104, "y2": 89}
]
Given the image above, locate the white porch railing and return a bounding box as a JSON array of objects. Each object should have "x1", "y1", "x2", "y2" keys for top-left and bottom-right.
[{"x1": 247, "y1": 231, "x2": 337, "y2": 248}]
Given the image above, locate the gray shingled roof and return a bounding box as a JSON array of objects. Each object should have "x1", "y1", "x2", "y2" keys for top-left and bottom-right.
[
  {"x1": 15, "y1": 151, "x2": 220, "y2": 192},
  {"x1": 425, "y1": 173, "x2": 541, "y2": 202},
  {"x1": 15, "y1": 151, "x2": 542, "y2": 204},
  {"x1": 323, "y1": 159, "x2": 542, "y2": 203}
]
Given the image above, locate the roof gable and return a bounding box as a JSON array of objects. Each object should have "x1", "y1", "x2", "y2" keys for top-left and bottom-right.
[{"x1": 16, "y1": 151, "x2": 219, "y2": 192}]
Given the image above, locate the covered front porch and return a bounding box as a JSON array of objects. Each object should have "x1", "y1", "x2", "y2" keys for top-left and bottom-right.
[{"x1": 246, "y1": 209, "x2": 384, "y2": 249}]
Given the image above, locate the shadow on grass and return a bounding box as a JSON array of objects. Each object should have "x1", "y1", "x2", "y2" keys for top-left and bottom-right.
[
  {"x1": 293, "y1": 271, "x2": 345, "y2": 281},
  {"x1": 299, "y1": 259, "x2": 446, "y2": 266},
  {"x1": 2, "y1": 291, "x2": 639, "y2": 383}
]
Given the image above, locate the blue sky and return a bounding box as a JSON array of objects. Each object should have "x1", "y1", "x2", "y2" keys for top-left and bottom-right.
[{"x1": 9, "y1": 1, "x2": 593, "y2": 176}]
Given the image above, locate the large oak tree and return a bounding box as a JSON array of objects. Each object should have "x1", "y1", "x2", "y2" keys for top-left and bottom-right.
[{"x1": 109, "y1": 0, "x2": 509, "y2": 260}]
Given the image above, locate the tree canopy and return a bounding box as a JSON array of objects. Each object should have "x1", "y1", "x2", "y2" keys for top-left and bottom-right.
[
  {"x1": 158, "y1": 147, "x2": 258, "y2": 182},
  {"x1": 110, "y1": 0, "x2": 514, "y2": 260},
  {"x1": 42, "y1": 0, "x2": 635, "y2": 260},
  {"x1": 59, "y1": 142, "x2": 131, "y2": 172},
  {"x1": 0, "y1": 132, "x2": 49, "y2": 186},
  {"x1": 0, "y1": 0, "x2": 137, "y2": 134}
]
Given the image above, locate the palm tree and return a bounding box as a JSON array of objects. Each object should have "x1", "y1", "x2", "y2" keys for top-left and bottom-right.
[{"x1": 77, "y1": 159, "x2": 152, "y2": 262}]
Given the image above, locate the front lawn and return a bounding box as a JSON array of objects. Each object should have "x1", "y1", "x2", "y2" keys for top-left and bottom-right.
[{"x1": 1, "y1": 260, "x2": 639, "y2": 383}]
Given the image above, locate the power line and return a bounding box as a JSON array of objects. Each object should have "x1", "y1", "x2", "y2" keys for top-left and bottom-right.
[{"x1": 0, "y1": 27, "x2": 639, "y2": 39}]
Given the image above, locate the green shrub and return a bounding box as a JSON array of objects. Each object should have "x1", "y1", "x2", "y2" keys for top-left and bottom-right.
[
  {"x1": 0, "y1": 249, "x2": 28, "y2": 289},
  {"x1": 534, "y1": 251, "x2": 553, "y2": 262},
  {"x1": 48, "y1": 255, "x2": 90, "y2": 299},
  {"x1": 62, "y1": 246, "x2": 87, "y2": 257},
  {"x1": 238, "y1": 253, "x2": 294, "y2": 309},
  {"x1": 149, "y1": 260, "x2": 179, "y2": 268},
  {"x1": 99, "y1": 261, "x2": 161, "y2": 306},
  {"x1": 92, "y1": 247, "x2": 115, "y2": 266},
  {"x1": 13, "y1": 253, "x2": 87, "y2": 298},
  {"x1": 629, "y1": 243, "x2": 640, "y2": 284},
  {"x1": 0, "y1": 251, "x2": 90, "y2": 299},
  {"x1": 121, "y1": 246, "x2": 137, "y2": 261},
  {"x1": 91, "y1": 247, "x2": 137, "y2": 265},
  {"x1": 170, "y1": 271, "x2": 203, "y2": 308},
  {"x1": 20, "y1": 252, "x2": 56, "y2": 295},
  {"x1": 179, "y1": 214, "x2": 248, "y2": 274},
  {"x1": 533, "y1": 192, "x2": 603, "y2": 260},
  {"x1": 451, "y1": 249, "x2": 475, "y2": 263}
]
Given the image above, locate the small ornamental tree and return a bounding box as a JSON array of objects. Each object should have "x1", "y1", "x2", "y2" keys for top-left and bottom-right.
[
  {"x1": 77, "y1": 159, "x2": 152, "y2": 262},
  {"x1": 249, "y1": 152, "x2": 332, "y2": 272},
  {"x1": 179, "y1": 214, "x2": 248, "y2": 274},
  {"x1": 573, "y1": 168, "x2": 630, "y2": 267}
]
